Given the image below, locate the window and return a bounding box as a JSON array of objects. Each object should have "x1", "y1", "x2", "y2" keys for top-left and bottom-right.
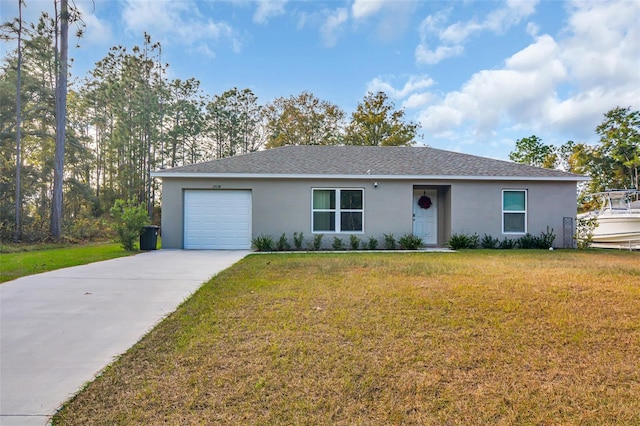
[
  {"x1": 503, "y1": 190, "x2": 526, "y2": 234},
  {"x1": 312, "y1": 189, "x2": 363, "y2": 233}
]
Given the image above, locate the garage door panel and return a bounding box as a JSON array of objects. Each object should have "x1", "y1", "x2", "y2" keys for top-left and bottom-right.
[{"x1": 184, "y1": 190, "x2": 252, "y2": 249}]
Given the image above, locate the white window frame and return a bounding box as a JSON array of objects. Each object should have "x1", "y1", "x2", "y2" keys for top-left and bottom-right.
[
  {"x1": 502, "y1": 189, "x2": 527, "y2": 234},
  {"x1": 311, "y1": 188, "x2": 364, "y2": 233}
]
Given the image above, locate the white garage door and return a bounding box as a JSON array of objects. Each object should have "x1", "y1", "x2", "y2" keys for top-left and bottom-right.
[{"x1": 184, "y1": 190, "x2": 252, "y2": 249}]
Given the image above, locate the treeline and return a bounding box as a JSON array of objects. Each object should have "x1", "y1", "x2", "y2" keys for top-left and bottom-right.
[
  {"x1": 1, "y1": 12, "x2": 417, "y2": 243},
  {"x1": 509, "y1": 107, "x2": 640, "y2": 202}
]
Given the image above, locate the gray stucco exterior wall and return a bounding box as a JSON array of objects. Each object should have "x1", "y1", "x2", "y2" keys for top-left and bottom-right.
[{"x1": 158, "y1": 176, "x2": 578, "y2": 249}]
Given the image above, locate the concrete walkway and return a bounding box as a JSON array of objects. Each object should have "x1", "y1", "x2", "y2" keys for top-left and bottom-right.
[{"x1": 0, "y1": 249, "x2": 250, "y2": 426}]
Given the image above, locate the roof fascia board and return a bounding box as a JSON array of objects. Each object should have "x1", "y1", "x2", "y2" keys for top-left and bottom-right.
[{"x1": 151, "y1": 172, "x2": 589, "y2": 182}]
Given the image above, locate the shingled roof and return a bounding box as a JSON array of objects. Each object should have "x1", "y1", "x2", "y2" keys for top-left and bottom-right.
[{"x1": 152, "y1": 145, "x2": 587, "y2": 181}]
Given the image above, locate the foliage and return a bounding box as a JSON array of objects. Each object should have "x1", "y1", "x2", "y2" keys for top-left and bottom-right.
[
  {"x1": 575, "y1": 216, "x2": 598, "y2": 249},
  {"x1": 66, "y1": 216, "x2": 111, "y2": 241},
  {"x1": 447, "y1": 233, "x2": 479, "y2": 250},
  {"x1": 312, "y1": 234, "x2": 323, "y2": 251},
  {"x1": 516, "y1": 228, "x2": 556, "y2": 249},
  {"x1": 537, "y1": 226, "x2": 556, "y2": 249},
  {"x1": 345, "y1": 91, "x2": 418, "y2": 146},
  {"x1": 263, "y1": 91, "x2": 345, "y2": 148},
  {"x1": 252, "y1": 235, "x2": 274, "y2": 252},
  {"x1": 292, "y1": 232, "x2": 304, "y2": 251},
  {"x1": 499, "y1": 237, "x2": 516, "y2": 249},
  {"x1": 509, "y1": 135, "x2": 558, "y2": 168},
  {"x1": 276, "y1": 233, "x2": 290, "y2": 251},
  {"x1": 481, "y1": 234, "x2": 500, "y2": 249},
  {"x1": 332, "y1": 236, "x2": 345, "y2": 251},
  {"x1": 398, "y1": 233, "x2": 423, "y2": 250},
  {"x1": 110, "y1": 199, "x2": 149, "y2": 251},
  {"x1": 383, "y1": 233, "x2": 396, "y2": 250},
  {"x1": 349, "y1": 235, "x2": 360, "y2": 250},
  {"x1": 367, "y1": 236, "x2": 378, "y2": 250}
]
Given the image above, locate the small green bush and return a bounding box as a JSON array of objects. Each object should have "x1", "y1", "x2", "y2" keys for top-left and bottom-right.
[
  {"x1": 276, "y1": 233, "x2": 290, "y2": 251},
  {"x1": 575, "y1": 217, "x2": 597, "y2": 249},
  {"x1": 252, "y1": 235, "x2": 274, "y2": 251},
  {"x1": 332, "y1": 237, "x2": 345, "y2": 251},
  {"x1": 481, "y1": 234, "x2": 499, "y2": 249},
  {"x1": 447, "y1": 233, "x2": 479, "y2": 250},
  {"x1": 516, "y1": 233, "x2": 537, "y2": 249},
  {"x1": 398, "y1": 234, "x2": 423, "y2": 250},
  {"x1": 367, "y1": 236, "x2": 378, "y2": 250},
  {"x1": 499, "y1": 237, "x2": 516, "y2": 249},
  {"x1": 293, "y1": 232, "x2": 304, "y2": 251},
  {"x1": 537, "y1": 227, "x2": 556, "y2": 249},
  {"x1": 383, "y1": 233, "x2": 397, "y2": 250},
  {"x1": 349, "y1": 235, "x2": 360, "y2": 250},
  {"x1": 110, "y1": 199, "x2": 149, "y2": 251},
  {"x1": 312, "y1": 234, "x2": 323, "y2": 251}
]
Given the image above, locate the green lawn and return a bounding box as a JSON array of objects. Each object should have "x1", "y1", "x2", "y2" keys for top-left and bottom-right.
[
  {"x1": 52, "y1": 250, "x2": 640, "y2": 425},
  {"x1": 0, "y1": 242, "x2": 135, "y2": 283}
]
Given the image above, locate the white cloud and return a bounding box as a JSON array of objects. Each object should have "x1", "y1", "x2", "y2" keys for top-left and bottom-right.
[
  {"x1": 253, "y1": 0, "x2": 288, "y2": 24},
  {"x1": 416, "y1": 0, "x2": 640, "y2": 147},
  {"x1": 415, "y1": 44, "x2": 464, "y2": 65},
  {"x1": 351, "y1": 0, "x2": 385, "y2": 20},
  {"x1": 367, "y1": 75, "x2": 435, "y2": 99},
  {"x1": 415, "y1": 0, "x2": 538, "y2": 65},
  {"x1": 403, "y1": 92, "x2": 434, "y2": 110},
  {"x1": 320, "y1": 8, "x2": 348, "y2": 47},
  {"x1": 121, "y1": 0, "x2": 240, "y2": 53}
]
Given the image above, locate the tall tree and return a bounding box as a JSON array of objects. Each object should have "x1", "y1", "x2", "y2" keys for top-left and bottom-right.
[
  {"x1": 345, "y1": 91, "x2": 418, "y2": 146},
  {"x1": 205, "y1": 87, "x2": 263, "y2": 158},
  {"x1": 263, "y1": 91, "x2": 345, "y2": 148},
  {"x1": 509, "y1": 135, "x2": 557, "y2": 168},
  {"x1": 595, "y1": 106, "x2": 639, "y2": 190},
  {"x1": 51, "y1": 0, "x2": 69, "y2": 239}
]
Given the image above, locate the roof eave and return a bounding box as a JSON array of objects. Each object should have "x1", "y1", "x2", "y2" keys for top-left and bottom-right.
[{"x1": 151, "y1": 172, "x2": 590, "y2": 182}]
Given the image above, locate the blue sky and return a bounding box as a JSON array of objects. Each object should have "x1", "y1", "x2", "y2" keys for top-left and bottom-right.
[{"x1": 2, "y1": 0, "x2": 639, "y2": 160}]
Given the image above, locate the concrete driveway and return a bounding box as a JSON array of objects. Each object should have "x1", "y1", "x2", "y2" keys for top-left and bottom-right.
[{"x1": 0, "y1": 249, "x2": 250, "y2": 426}]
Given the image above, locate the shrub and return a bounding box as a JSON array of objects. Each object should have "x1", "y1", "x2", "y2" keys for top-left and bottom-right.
[
  {"x1": 481, "y1": 234, "x2": 499, "y2": 249},
  {"x1": 252, "y1": 235, "x2": 274, "y2": 251},
  {"x1": 312, "y1": 234, "x2": 323, "y2": 251},
  {"x1": 499, "y1": 237, "x2": 516, "y2": 249},
  {"x1": 447, "y1": 233, "x2": 479, "y2": 250},
  {"x1": 293, "y1": 232, "x2": 304, "y2": 251},
  {"x1": 383, "y1": 233, "x2": 397, "y2": 250},
  {"x1": 575, "y1": 216, "x2": 598, "y2": 249},
  {"x1": 332, "y1": 237, "x2": 345, "y2": 251},
  {"x1": 276, "y1": 233, "x2": 290, "y2": 251},
  {"x1": 367, "y1": 236, "x2": 378, "y2": 250},
  {"x1": 349, "y1": 235, "x2": 360, "y2": 250},
  {"x1": 516, "y1": 233, "x2": 537, "y2": 249},
  {"x1": 538, "y1": 226, "x2": 556, "y2": 249},
  {"x1": 110, "y1": 199, "x2": 149, "y2": 251},
  {"x1": 398, "y1": 234, "x2": 423, "y2": 250},
  {"x1": 67, "y1": 216, "x2": 110, "y2": 241}
]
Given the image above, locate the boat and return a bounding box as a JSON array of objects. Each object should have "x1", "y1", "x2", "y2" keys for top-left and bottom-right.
[{"x1": 578, "y1": 190, "x2": 640, "y2": 250}]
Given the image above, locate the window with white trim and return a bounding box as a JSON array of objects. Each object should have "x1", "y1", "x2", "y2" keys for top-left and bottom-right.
[
  {"x1": 503, "y1": 190, "x2": 527, "y2": 234},
  {"x1": 312, "y1": 189, "x2": 363, "y2": 233}
]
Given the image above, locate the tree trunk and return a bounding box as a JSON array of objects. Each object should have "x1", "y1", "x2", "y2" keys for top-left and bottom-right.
[
  {"x1": 51, "y1": 0, "x2": 69, "y2": 239},
  {"x1": 14, "y1": 0, "x2": 24, "y2": 242}
]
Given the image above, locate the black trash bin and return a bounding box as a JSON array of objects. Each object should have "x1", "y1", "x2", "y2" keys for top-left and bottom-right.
[{"x1": 140, "y1": 225, "x2": 159, "y2": 250}]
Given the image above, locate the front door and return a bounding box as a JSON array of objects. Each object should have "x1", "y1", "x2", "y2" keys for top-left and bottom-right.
[{"x1": 413, "y1": 190, "x2": 437, "y2": 245}]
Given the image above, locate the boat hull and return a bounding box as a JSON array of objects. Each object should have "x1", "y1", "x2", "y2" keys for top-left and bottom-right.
[{"x1": 588, "y1": 213, "x2": 640, "y2": 250}]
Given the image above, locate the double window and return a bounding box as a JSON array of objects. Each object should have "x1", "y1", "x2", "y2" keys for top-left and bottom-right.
[
  {"x1": 312, "y1": 189, "x2": 363, "y2": 233},
  {"x1": 503, "y1": 190, "x2": 527, "y2": 234}
]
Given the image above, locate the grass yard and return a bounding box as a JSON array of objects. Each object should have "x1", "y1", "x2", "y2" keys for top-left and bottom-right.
[
  {"x1": 0, "y1": 242, "x2": 135, "y2": 283},
  {"x1": 53, "y1": 250, "x2": 640, "y2": 425}
]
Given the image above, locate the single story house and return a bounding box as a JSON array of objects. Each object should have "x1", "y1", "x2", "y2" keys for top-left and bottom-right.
[{"x1": 151, "y1": 145, "x2": 589, "y2": 250}]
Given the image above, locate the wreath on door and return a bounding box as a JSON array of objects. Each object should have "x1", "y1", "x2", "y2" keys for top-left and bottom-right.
[{"x1": 418, "y1": 195, "x2": 432, "y2": 209}]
